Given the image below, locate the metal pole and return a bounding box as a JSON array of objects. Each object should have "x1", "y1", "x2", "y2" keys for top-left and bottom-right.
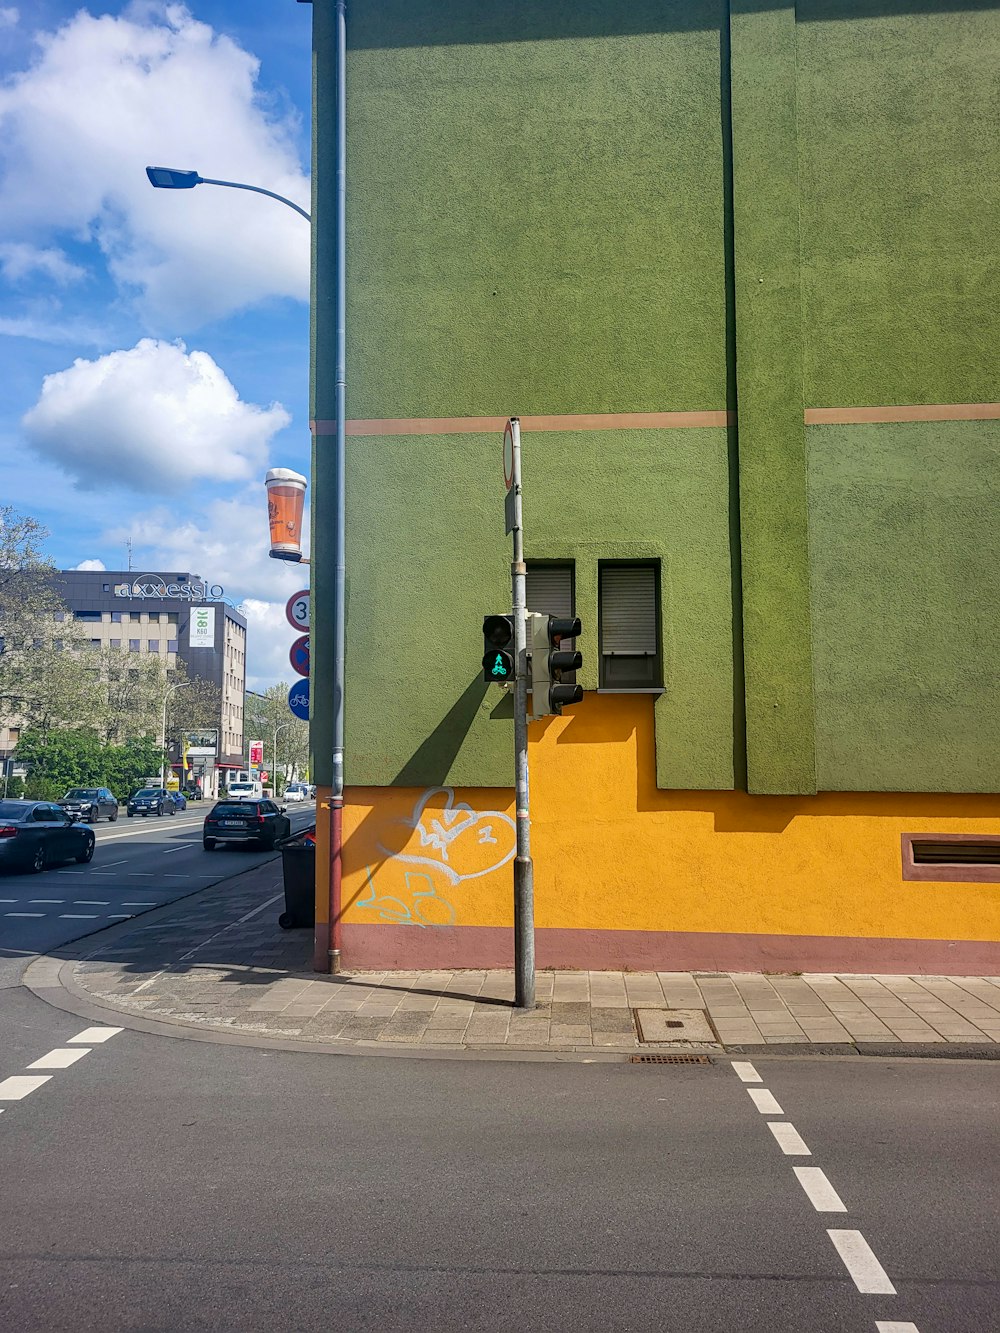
[
  {"x1": 509, "y1": 419, "x2": 535, "y2": 1010},
  {"x1": 327, "y1": 0, "x2": 349, "y2": 974},
  {"x1": 193, "y1": 177, "x2": 312, "y2": 222}
]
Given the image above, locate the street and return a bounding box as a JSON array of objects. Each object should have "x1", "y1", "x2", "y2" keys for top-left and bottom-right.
[
  {"x1": 0, "y1": 803, "x2": 316, "y2": 986},
  {"x1": 1, "y1": 835, "x2": 998, "y2": 1333}
]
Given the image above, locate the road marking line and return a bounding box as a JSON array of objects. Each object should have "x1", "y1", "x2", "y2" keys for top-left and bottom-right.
[
  {"x1": 59, "y1": 914, "x2": 98, "y2": 919},
  {"x1": 0, "y1": 898, "x2": 16, "y2": 902},
  {"x1": 68, "y1": 1027, "x2": 122, "y2": 1044},
  {"x1": 122, "y1": 901, "x2": 156, "y2": 906},
  {"x1": 164, "y1": 874, "x2": 192, "y2": 879},
  {"x1": 27, "y1": 1048, "x2": 90, "y2": 1070},
  {"x1": 162, "y1": 845, "x2": 189, "y2": 854},
  {"x1": 74, "y1": 900, "x2": 110, "y2": 905},
  {"x1": 793, "y1": 1166, "x2": 847, "y2": 1212},
  {"x1": 30, "y1": 899, "x2": 63, "y2": 903},
  {"x1": 99, "y1": 861, "x2": 128, "y2": 867},
  {"x1": 768, "y1": 1122, "x2": 811, "y2": 1155},
  {"x1": 747, "y1": 1088, "x2": 783, "y2": 1114},
  {"x1": 876, "y1": 1323, "x2": 919, "y2": 1332},
  {"x1": 828, "y1": 1230, "x2": 896, "y2": 1294},
  {"x1": 5, "y1": 912, "x2": 45, "y2": 918},
  {"x1": 0, "y1": 1075, "x2": 53, "y2": 1100},
  {"x1": 731, "y1": 1061, "x2": 762, "y2": 1083},
  {"x1": 108, "y1": 914, "x2": 134, "y2": 919}
]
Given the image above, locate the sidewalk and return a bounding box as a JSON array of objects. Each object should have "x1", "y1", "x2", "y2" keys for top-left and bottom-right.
[{"x1": 43, "y1": 863, "x2": 1000, "y2": 1059}]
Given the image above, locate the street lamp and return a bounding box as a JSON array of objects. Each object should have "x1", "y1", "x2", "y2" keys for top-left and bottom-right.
[
  {"x1": 145, "y1": 167, "x2": 311, "y2": 222},
  {"x1": 160, "y1": 682, "x2": 190, "y2": 787},
  {"x1": 273, "y1": 721, "x2": 293, "y2": 790}
]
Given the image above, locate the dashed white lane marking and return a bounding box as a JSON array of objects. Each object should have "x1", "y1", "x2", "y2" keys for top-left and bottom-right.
[
  {"x1": 68, "y1": 1027, "x2": 122, "y2": 1044},
  {"x1": 5, "y1": 912, "x2": 45, "y2": 918},
  {"x1": 876, "y1": 1323, "x2": 919, "y2": 1332},
  {"x1": 30, "y1": 899, "x2": 64, "y2": 903},
  {"x1": 0, "y1": 1075, "x2": 53, "y2": 1100},
  {"x1": 122, "y1": 901, "x2": 156, "y2": 906},
  {"x1": 162, "y1": 844, "x2": 188, "y2": 854},
  {"x1": 59, "y1": 914, "x2": 98, "y2": 919},
  {"x1": 731, "y1": 1061, "x2": 762, "y2": 1083},
  {"x1": 768, "y1": 1122, "x2": 811, "y2": 1155},
  {"x1": 108, "y1": 914, "x2": 133, "y2": 919},
  {"x1": 747, "y1": 1088, "x2": 783, "y2": 1114},
  {"x1": 27, "y1": 1048, "x2": 90, "y2": 1070},
  {"x1": 74, "y1": 900, "x2": 110, "y2": 905},
  {"x1": 828, "y1": 1230, "x2": 896, "y2": 1294},
  {"x1": 793, "y1": 1166, "x2": 847, "y2": 1212}
]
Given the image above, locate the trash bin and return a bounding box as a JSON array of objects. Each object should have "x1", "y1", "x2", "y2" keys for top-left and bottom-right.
[{"x1": 276, "y1": 830, "x2": 316, "y2": 929}]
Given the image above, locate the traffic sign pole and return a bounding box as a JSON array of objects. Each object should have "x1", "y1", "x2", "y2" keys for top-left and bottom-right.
[{"x1": 506, "y1": 418, "x2": 535, "y2": 1011}]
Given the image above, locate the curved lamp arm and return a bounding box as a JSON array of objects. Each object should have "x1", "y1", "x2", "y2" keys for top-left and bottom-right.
[{"x1": 145, "y1": 167, "x2": 311, "y2": 222}]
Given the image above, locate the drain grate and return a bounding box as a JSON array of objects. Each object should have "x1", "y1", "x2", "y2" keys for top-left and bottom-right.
[{"x1": 630, "y1": 1054, "x2": 711, "y2": 1065}]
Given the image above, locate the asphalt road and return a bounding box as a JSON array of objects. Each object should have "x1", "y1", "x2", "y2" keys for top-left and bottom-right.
[
  {"x1": 0, "y1": 801, "x2": 316, "y2": 988},
  {"x1": 1, "y1": 799, "x2": 997, "y2": 1332},
  {"x1": 0, "y1": 994, "x2": 997, "y2": 1330}
]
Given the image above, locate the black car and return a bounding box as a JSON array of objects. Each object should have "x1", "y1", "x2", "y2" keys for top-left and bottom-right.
[
  {"x1": 182, "y1": 786, "x2": 204, "y2": 801},
  {"x1": 59, "y1": 787, "x2": 119, "y2": 824},
  {"x1": 0, "y1": 800, "x2": 96, "y2": 873},
  {"x1": 127, "y1": 787, "x2": 179, "y2": 817},
  {"x1": 203, "y1": 799, "x2": 290, "y2": 850}
]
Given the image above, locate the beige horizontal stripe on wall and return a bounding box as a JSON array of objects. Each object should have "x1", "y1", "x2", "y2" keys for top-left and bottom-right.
[
  {"x1": 806, "y1": 403, "x2": 1000, "y2": 425},
  {"x1": 310, "y1": 403, "x2": 1000, "y2": 437}
]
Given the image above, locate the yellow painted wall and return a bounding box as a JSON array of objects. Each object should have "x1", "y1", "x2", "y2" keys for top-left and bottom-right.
[{"x1": 334, "y1": 695, "x2": 1000, "y2": 945}]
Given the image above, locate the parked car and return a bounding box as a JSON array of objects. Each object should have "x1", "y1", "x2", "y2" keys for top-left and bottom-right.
[
  {"x1": 283, "y1": 783, "x2": 308, "y2": 803},
  {"x1": 172, "y1": 790, "x2": 188, "y2": 811},
  {"x1": 127, "y1": 787, "x2": 179, "y2": 818},
  {"x1": 203, "y1": 799, "x2": 290, "y2": 851},
  {"x1": 0, "y1": 800, "x2": 96, "y2": 873},
  {"x1": 58, "y1": 787, "x2": 119, "y2": 824},
  {"x1": 182, "y1": 786, "x2": 203, "y2": 801}
]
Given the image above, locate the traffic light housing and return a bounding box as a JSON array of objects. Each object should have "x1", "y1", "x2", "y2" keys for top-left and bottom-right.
[
  {"x1": 483, "y1": 614, "x2": 515, "y2": 683},
  {"x1": 528, "y1": 613, "x2": 583, "y2": 719}
]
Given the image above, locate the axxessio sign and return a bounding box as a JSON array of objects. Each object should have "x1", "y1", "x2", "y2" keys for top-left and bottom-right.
[{"x1": 114, "y1": 575, "x2": 225, "y2": 602}]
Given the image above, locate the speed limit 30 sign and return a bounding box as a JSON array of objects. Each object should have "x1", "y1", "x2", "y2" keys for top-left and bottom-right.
[{"x1": 285, "y1": 589, "x2": 310, "y2": 631}]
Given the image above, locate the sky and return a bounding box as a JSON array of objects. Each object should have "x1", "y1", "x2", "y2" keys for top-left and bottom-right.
[{"x1": 0, "y1": 0, "x2": 314, "y2": 691}]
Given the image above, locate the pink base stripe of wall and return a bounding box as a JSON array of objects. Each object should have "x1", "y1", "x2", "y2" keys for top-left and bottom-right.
[{"x1": 338, "y1": 924, "x2": 1000, "y2": 976}]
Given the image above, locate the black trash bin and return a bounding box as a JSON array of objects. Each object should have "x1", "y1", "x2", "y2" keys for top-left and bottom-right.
[{"x1": 277, "y1": 831, "x2": 315, "y2": 929}]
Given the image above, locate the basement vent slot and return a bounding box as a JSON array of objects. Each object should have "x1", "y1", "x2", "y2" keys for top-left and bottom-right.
[{"x1": 901, "y1": 832, "x2": 1000, "y2": 883}]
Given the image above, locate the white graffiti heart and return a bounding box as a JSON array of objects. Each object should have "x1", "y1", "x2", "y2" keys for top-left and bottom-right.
[{"x1": 376, "y1": 786, "x2": 516, "y2": 885}]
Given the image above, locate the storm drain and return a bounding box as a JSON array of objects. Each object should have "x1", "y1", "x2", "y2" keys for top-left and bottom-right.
[{"x1": 630, "y1": 1054, "x2": 711, "y2": 1065}]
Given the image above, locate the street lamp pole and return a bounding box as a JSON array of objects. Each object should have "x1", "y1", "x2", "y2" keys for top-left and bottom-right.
[
  {"x1": 273, "y1": 721, "x2": 293, "y2": 790},
  {"x1": 160, "y1": 683, "x2": 190, "y2": 788}
]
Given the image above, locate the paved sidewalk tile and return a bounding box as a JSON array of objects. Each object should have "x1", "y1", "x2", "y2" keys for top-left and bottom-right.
[{"x1": 62, "y1": 865, "x2": 1000, "y2": 1055}]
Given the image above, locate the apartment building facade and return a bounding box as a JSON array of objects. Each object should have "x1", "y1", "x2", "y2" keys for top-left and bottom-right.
[
  {"x1": 2, "y1": 570, "x2": 247, "y2": 792},
  {"x1": 304, "y1": 0, "x2": 1000, "y2": 975}
]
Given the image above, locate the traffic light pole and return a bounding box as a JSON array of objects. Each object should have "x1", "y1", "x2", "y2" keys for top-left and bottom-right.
[{"x1": 507, "y1": 419, "x2": 536, "y2": 1010}]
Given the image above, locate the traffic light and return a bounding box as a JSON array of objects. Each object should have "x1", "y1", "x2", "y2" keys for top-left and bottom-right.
[
  {"x1": 483, "y1": 614, "x2": 516, "y2": 683},
  {"x1": 528, "y1": 613, "x2": 583, "y2": 719}
]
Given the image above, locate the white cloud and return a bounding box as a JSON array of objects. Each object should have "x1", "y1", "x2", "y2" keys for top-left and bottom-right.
[
  {"x1": 0, "y1": 9, "x2": 18, "y2": 29},
  {"x1": 0, "y1": 3, "x2": 309, "y2": 327},
  {"x1": 0, "y1": 242, "x2": 85, "y2": 285},
  {"x1": 242, "y1": 597, "x2": 302, "y2": 693},
  {"x1": 74, "y1": 558, "x2": 106, "y2": 570},
  {"x1": 22, "y1": 338, "x2": 290, "y2": 493}
]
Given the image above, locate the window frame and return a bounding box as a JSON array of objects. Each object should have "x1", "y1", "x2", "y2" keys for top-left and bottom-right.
[
  {"x1": 525, "y1": 561, "x2": 577, "y2": 685},
  {"x1": 597, "y1": 560, "x2": 663, "y2": 693}
]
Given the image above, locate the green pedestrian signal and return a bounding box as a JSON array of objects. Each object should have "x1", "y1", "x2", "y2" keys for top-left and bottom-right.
[{"x1": 483, "y1": 614, "x2": 515, "y2": 683}]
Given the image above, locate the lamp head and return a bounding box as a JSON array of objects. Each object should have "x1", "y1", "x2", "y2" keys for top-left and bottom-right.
[{"x1": 146, "y1": 166, "x2": 202, "y2": 189}]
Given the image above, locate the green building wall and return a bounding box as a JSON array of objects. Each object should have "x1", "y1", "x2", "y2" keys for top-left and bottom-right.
[{"x1": 310, "y1": 0, "x2": 1000, "y2": 796}]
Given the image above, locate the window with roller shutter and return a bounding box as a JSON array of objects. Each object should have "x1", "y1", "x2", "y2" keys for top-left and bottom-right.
[{"x1": 599, "y1": 563, "x2": 661, "y2": 689}]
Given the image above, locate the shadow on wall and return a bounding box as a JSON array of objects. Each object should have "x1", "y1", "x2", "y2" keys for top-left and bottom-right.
[{"x1": 349, "y1": 0, "x2": 991, "y2": 50}]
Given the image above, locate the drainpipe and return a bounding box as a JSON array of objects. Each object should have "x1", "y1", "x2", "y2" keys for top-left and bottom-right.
[{"x1": 328, "y1": 0, "x2": 348, "y2": 973}]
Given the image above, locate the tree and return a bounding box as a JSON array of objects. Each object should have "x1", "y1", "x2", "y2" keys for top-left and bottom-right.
[
  {"x1": 14, "y1": 727, "x2": 162, "y2": 801},
  {"x1": 244, "y1": 684, "x2": 308, "y2": 791}
]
